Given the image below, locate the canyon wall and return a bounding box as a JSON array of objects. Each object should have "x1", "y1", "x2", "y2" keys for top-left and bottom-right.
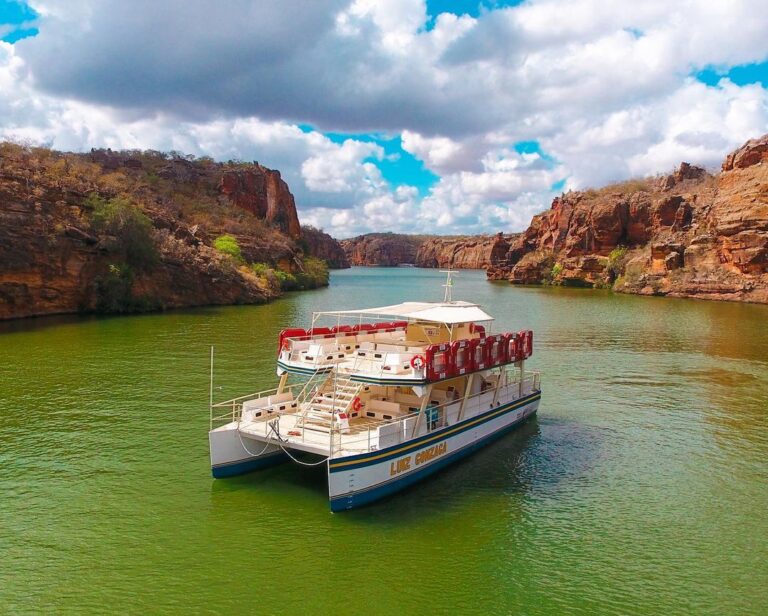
[
  {"x1": 415, "y1": 234, "x2": 514, "y2": 269},
  {"x1": 341, "y1": 233, "x2": 426, "y2": 266},
  {"x1": 487, "y1": 136, "x2": 768, "y2": 303},
  {"x1": 301, "y1": 226, "x2": 350, "y2": 269},
  {"x1": 341, "y1": 232, "x2": 513, "y2": 268},
  {"x1": 0, "y1": 145, "x2": 345, "y2": 319}
]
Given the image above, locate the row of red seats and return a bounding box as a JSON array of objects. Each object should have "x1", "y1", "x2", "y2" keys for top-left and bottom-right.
[
  {"x1": 278, "y1": 321, "x2": 409, "y2": 353},
  {"x1": 423, "y1": 330, "x2": 533, "y2": 381}
]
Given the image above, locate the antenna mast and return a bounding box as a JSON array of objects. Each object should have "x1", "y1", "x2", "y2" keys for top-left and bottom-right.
[{"x1": 440, "y1": 269, "x2": 457, "y2": 302}]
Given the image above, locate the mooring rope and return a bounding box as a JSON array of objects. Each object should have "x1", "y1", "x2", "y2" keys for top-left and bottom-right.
[
  {"x1": 268, "y1": 417, "x2": 329, "y2": 467},
  {"x1": 235, "y1": 415, "x2": 329, "y2": 467},
  {"x1": 236, "y1": 421, "x2": 276, "y2": 458}
]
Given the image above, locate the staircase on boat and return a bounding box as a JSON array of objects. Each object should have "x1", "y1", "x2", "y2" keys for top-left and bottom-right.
[{"x1": 294, "y1": 372, "x2": 363, "y2": 434}]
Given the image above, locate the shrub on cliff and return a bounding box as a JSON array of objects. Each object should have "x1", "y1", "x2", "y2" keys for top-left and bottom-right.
[
  {"x1": 608, "y1": 246, "x2": 628, "y2": 279},
  {"x1": 264, "y1": 257, "x2": 329, "y2": 291},
  {"x1": 89, "y1": 196, "x2": 158, "y2": 271},
  {"x1": 213, "y1": 234, "x2": 243, "y2": 263},
  {"x1": 296, "y1": 257, "x2": 329, "y2": 289}
]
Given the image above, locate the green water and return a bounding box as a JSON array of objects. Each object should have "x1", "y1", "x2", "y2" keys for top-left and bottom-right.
[{"x1": 1, "y1": 268, "x2": 767, "y2": 615}]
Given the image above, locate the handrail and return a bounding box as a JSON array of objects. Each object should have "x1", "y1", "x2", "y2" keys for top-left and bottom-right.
[
  {"x1": 210, "y1": 383, "x2": 301, "y2": 408},
  {"x1": 214, "y1": 363, "x2": 541, "y2": 455},
  {"x1": 326, "y1": 370, "x2": 542, "y2": 453}
]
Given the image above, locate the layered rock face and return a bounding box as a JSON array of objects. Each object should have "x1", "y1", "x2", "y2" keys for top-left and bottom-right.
[
  {"x1": 0, "y1": 145, "x2": 343, "y2": 320},
  {"x1": 341, "y1": 232, "x2": 512, "y2": 268},
  {"x1": 341, "y1": 233, "x2": 425, "y2": 266},
  {"x1": 301, "y1": 226, "x2": 350, "y2": 269},
  {"x1": 415, "y1": 233, "x2": 513, "y2": 268},
  {"x1": 487, "y1": 135, "x2": 768, "y2": 303},
  {"x1": 220, "y1": 166, "x2": 301, "y2": 239}
]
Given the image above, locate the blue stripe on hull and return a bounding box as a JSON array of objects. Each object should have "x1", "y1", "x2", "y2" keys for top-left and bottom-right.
[
  {"x1": 211, "y1": 451, "x2": 288, "y2": 478},
  {"x1": 329, "y1": 391, "x2": 540, "y2": 472},
  {"x1": 329, "y1": 408, "x2": 537, "y2": 512}
]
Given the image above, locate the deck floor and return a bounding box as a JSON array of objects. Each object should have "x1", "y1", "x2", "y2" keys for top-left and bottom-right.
[{"x1": 238, "y1": 411, "x2": 389, "y2": 457}]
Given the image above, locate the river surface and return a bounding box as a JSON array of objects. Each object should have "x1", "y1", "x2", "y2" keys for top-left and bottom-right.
[{"x1": 1, "y1": 268, "x2": 767, "y2": 615}]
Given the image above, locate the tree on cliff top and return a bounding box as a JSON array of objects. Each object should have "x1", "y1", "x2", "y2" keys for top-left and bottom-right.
[{"x1": 89, "y1": 195, "x2": 158, "y2": 271}]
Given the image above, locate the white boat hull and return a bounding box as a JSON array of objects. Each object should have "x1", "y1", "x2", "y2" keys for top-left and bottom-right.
[
  {"x1": 327, "y1": 391, "x2": 540, "y2": 511},
  {"x1": 209, "y1": 421, "x2": 286, "y2": 478}
]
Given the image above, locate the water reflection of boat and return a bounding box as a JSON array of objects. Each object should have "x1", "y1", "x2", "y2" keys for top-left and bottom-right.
[{"x1": 208, "y1": 273, "x2": 541, "y2": 511}]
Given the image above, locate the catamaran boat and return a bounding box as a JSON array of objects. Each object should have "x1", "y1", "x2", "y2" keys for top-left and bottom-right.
[{"x1": 209, "y1": 275, "x2": 541, "y2": 511}]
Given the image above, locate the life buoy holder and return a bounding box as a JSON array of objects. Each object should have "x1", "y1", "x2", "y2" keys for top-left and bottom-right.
[
  {"x1": 351, "y1": 397, "x2": 363, "y2": 412},
  {"x1": 410, "y1": 355, "x2": 426, "y2": 370}
]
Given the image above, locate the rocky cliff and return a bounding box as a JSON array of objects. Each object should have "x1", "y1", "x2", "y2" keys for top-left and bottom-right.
[
  {"x1": 415, "y1": 233, "x2": 514, "y2": 269},
  {"x1": 341, "y1": 233, "x2": 427, "y2": 266},
  {"x1": 340, "y1": 232, "x2": 512, "y2": 268},
  {"x1": 220, "y1": 165, "x2": 301, "y2": 239},
  {"x1": 487, "y1": 136, "x2": 768, "y2": 303},
  {"x1": 300, "y1": 225, "x2": 350, "y2": 269},
  {"x1": 0, "y1": 145, "x2": 344, "y2": 319}
]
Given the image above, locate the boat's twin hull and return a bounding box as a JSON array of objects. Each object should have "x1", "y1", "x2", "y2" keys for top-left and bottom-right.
[
  {"x1": 327, "y1": 391, "x2": 540, "y2": 511},
  {"x1": 210, "y1": 391, "x2": 540, "y2": 510}
]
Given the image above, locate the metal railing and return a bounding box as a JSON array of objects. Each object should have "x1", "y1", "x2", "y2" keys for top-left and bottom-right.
[
  {"x1": 328, "y1": 372, "x2": 541, "y2": 454},
  {"x1": 211, "y1": 362, "x2": 541, "y2": 456},
  {"x1": 281, "y1": 334, "x2": 424, "y2": 379},
  {"x1": 209, "y1": 383, "x2": 303, "y2": 429}
]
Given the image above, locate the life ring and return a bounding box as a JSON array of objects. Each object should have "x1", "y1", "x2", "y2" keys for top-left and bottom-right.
[
  {"x1": 410, "y1": 355, "x2": 425, "y2": 370},
  {"x1": 351, "y1": 397, "x2": 363, "y2": 412}
]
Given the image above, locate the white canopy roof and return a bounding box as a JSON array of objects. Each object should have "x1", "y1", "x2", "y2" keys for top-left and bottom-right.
[{"x1": 315, "y1": 301, "x2": 494, "y2": 325}]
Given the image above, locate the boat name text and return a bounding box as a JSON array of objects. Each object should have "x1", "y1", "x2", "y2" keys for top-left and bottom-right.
[{"x1": 389, "y1": 442, "x2": 448, "y2": 476}]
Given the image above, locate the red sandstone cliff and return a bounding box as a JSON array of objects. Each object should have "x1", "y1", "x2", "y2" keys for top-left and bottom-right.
[
  {"x1": 340, "y1": 232, "x2": 513, "y2": 268},
  {"x1": 341, "y1": 233, "x2": 426, "y2": 266},
  {"x1": 0, "y1": 145, "x2": 341, "y2": 319},
  {"x1": 415, "y1": 233, "x2": 514, "y2": 269},
  {"x1": 301, "y1": 226, "x2": 350, "y2": 269},
  {"x1": 220, "y1": 165, "x2": 301, "y2": 239},
  {"x1": 487, "y1": 136, "x2": 768, "y2": 303}
]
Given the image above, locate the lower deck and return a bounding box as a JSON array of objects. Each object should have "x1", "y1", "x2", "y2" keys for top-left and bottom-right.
[{"x1": 211, "y1": 367, "x2": 541, "y2": 459}]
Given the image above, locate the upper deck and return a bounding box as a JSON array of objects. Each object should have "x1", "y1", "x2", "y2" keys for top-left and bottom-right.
[{"x1": 276, "y1": 301, "x2": 533, "y2": 386}]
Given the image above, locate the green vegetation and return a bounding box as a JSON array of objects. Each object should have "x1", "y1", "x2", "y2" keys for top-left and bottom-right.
[
  {"x1": 89, "y1": 196, "x2": 158, "y2": 271},
  {"x1": 213, "y1": 234, "x2": 243, "y2": 263},
  {"x1": 607, "y1": 245, "x2": 628, "y2": 279},
  {"x1": 542, "y1": 259, "x2": 562, "y2": 285},
  {"x1": 94, "y1": 263, "x2": 158, "y2": 314},
  {"x1": 249, "y1": 257, "x2": 329, "y2": 292},
  {"x1": 299, "y1": 256, "x2": 330, "y2": 288},
  {"x1": 84, "y1": 195, "x2": 159, "y2": 313}
]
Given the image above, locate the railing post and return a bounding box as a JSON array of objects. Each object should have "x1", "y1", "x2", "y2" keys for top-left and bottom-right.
[{"x1": 209, "y1": 346, "x2": 214, "y2": 431}]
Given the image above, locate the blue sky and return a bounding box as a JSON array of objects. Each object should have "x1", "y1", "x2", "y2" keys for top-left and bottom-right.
[
  {"x1": 695, "y1": 62, "x2": 768, "y2": 88},
  {"x1": 0, "y1": 0, "x2": 37, "y2": 43},
  {"x1": 0, "y1": 0, "x2": 767, "y2": 237}
]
